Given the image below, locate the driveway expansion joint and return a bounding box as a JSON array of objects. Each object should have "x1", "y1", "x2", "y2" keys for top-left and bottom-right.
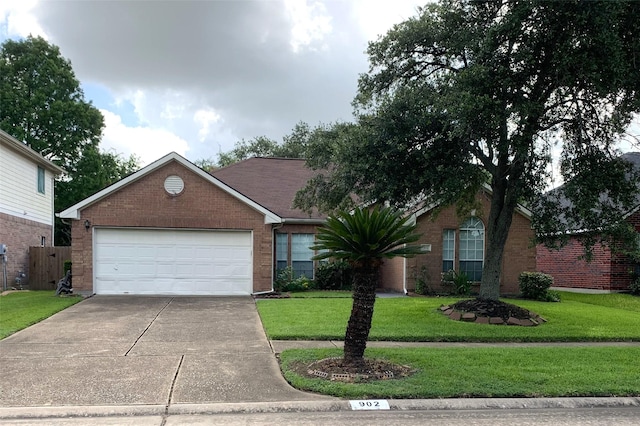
[
  {"x1": 167, "y1": 355, "x2": 185, "y2": 411},
  {"x1": 124, "y1": 297, "x2": 174, "y2": 356}
]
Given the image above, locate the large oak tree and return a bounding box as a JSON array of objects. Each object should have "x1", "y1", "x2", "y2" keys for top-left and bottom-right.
[
  {"x1": 296, "y1": 0, "x2": 640, "y2": 300},
  {"x1": 1, "y1": 36, "x2": 138, "y2": 245}
]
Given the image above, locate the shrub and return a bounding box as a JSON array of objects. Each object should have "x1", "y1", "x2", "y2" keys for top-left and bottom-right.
[
  {"x1": 313, "y1": 260, "x2": 353, "y2": 291},
  {"x1": 519, "y1": 272, "x2": 557, "y2": 301},
  {"x1": 441, "y1": 269, "x2": 471, "y2": 296},
  {"x1": 414, "y1": 265, "x2": 432, "y2": 295},
  {"x1": 274, "y1": 267, "x2": 312, "y2": 292},
  {"x1": 63, "y1": 260, "x2": 72, "y2": 274},
  {"x1": 630, "y1": 277, "x2": 640, "y2": 296}
]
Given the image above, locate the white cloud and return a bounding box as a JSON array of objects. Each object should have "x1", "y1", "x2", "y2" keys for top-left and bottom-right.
[
  {"x1": 0, "y1": 0, "x2": 46, "y2": 39},
  {"x1": 350, "y1": 0, "x2": 424, "y2": 41},
  {"x1": 194, "y1": 108, "x2": 222, "y2": 142},
  {"x1": 284, "y1": 0, "x2": 333, "y2": 53},
  {"x1": 100, "y1": 110, "x2": 190, "y2": 166}
]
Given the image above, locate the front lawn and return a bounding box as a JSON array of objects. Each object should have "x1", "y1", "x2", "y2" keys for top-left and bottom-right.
[
  {"x1": 256, "y1": 292, "x2": 640, "y2": 341},
  {"x1": 0, "y1": 291, "x2": 82, "y2": 339},
  {"x1": 263, "y1": 292, "x2": 640, "y2": 399},
  {"x1": 280, "y1": 346, "x2": 640, "y2": 398}
]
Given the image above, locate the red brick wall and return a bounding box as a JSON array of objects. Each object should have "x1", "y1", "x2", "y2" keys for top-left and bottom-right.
[
  {"x1": 403, "y1": 192, "x2": 535, "y2": 295},
  {"x1": 71, "y1": 161, "x2": 273, "y2": 293},
  {"x1": 0, "y1": 211, "x2": 52, "y2": 288},
  {"x1": 536, "y1": 239, "x2": 612, "y2": 290},
  {"x1": 379, "y1": 257, "x2": 405, "y2": 292},
  {"x1": 537, "y1": 210, "x2": 640, "y2": 291}
]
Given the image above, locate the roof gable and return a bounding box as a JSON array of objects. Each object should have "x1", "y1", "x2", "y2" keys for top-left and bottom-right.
[
  {"x1": 58, "y1": 152, "x2": 281, "y2": 223},
  {"x1": 211, "y1": 157, "x2": 325, "y2": 222},
  {"x1": 412, "y1": 184, "x2": 532, "y2": 221},
  {"x1": 0, "y1": 129, "x2": 65, "y2": 175},
  {"x1": 538, "y1": 151, "x2": 640, "y2": 226}
]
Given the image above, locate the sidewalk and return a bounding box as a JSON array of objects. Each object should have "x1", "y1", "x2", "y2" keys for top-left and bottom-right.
[{"x1": 270, "y1": 339, "x2": 640, "y2": 352}]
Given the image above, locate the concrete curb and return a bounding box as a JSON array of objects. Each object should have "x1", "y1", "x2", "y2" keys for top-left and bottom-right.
[
  {"x1": 0, "y1": 404, "x2": 166, "y2": 420},
  {"x1": 2, "y1": 397, "x2": 639, "y2": 420}
]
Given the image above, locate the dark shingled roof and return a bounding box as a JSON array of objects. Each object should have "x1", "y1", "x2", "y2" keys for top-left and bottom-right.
[
  {"x1": 211, "y1": 157, "x2": 326, "y2": 221},
  {"x1": 538, "y1": 152, "x2": 640, "y2": 228}
]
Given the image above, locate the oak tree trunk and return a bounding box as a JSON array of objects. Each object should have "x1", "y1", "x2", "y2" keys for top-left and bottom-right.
[{"x1": 479, "y1": 175, "x2": 519, "y2": 300}]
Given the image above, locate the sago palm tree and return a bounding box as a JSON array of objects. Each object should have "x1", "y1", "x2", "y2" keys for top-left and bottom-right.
[{"x1": 312, "y1": 206, "x2": 425, "y2": 366}]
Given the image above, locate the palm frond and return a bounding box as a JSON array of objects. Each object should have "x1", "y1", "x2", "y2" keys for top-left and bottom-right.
[{"x1": 311, "y1": 205, "x2": 426, "y2": 262}]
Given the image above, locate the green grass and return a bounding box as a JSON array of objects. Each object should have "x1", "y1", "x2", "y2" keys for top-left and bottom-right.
[
  {"x1": 0, "y1": 291, "x2": 82, "y2": 339},
  {"x1": 289, "y1": 290, "x2": 352, "y2": 298},
  {"x1": 560, "y1": 291, "x2": 640, "y2": 312},
  {"x1": 257, "y1": 292, "x2": 640, "y2": 341},
  {"x1": 280, "y1": 346, "x2": 640, "y2": 398}
]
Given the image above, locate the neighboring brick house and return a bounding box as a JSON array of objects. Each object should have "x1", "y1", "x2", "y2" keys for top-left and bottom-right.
[
  {"x1": 380, "y1": 187, "x2": 536, "y2": 295},
  {"x1": 58, "y1": 153, "x2": 325, "y2": 295},
  {"x1": 536, "y1": 152, "x2": 640, "y2": 292},
  {"x1": 0, "y1": 129, "x2": 64, "y2": 289}
]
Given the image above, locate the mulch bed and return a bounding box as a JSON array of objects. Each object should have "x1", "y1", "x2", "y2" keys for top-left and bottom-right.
[
  {"x1": 253, "y1": 292, "x2": 290, "y2": 299},
  {"x1": 290, "y1": 357, "x2": 416, "y2": 383},
  {"x1": 441, "y1": 298, "x2": 546, "y2": 326}
]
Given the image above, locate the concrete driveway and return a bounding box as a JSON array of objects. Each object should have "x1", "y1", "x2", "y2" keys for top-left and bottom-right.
[{"x1": 0, "y1": 296, "x2": 323, "y2": 407}]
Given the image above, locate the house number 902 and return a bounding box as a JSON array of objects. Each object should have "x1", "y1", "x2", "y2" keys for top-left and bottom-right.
[{"x1": 349, "y1": 400, "x2": 390, "y2": 410}]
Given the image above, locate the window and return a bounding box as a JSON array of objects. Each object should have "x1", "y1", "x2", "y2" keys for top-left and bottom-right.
[
  {"x1": 275, "y1": 233, "x2": 288, "y2": 272},
  {"x1": 459, "y1": 217, "x2": 484, "y2": 281},
  {"x1": 37, "y1": 166, "x2": 45, "y2": 194},
  {"x1": 291, "y1": 233, "x2": 314, "y2": 278},
  {"x1": 442, "y1": 229, "x2": 455, "y2": 272}
]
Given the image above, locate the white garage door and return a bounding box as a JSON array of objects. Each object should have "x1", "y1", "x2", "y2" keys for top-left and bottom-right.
[{"x1": 94, "y1": 228, "x2": 253, "y2": 295}]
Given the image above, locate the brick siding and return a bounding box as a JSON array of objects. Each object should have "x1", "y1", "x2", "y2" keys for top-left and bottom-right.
[
  {"x1": 536, "y1": 210, "x2": 640, "y2": 291},
  {"x1": 71, "y1": 161, "x2": 274, "y2": 293},
  {"x1": 0, "y1": 211, "x2": 52, "y2": 288},
  {"x1": 395, "y1": 192, "x2": 535, "y2": 295}
]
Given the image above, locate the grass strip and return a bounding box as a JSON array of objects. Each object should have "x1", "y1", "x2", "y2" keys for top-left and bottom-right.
[
  {"x1": 257, "y1": 294, "x2": 640, "y2": 341},
  {"x1": 280, "y1": 346, "x2": 640, "y2": 399},
  {"x1": 0, "y1": 291, "x2": 82, "y2": 339}
]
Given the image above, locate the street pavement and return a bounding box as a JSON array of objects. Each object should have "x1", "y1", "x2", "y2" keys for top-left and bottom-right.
[{"x1": 0, "y1": 295, "x2": 639, "y2": 424}]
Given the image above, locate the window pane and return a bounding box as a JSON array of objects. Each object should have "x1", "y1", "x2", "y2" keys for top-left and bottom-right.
[
  {"x1": 37, "y1": 166, "x2": 45, "y2": 194},
  {"x1": 292, "y1": 234, "x2": 314, "y2": 278},
  {"x1": 292, "y1": 261, "x2": 314, "y2": 278},
  {"x1": 442, "y1": 229, "x2": 455, "y2": 272},
  {"x1": 442, "y1": 260, "x2": 454, "y2": 272},
  {"x1": 292, "y1": 234, "x2": 314, "y2": 260},
  {"x1": 460, "y1": 261, "x2": 483, "y2": 282},
  {"x1": 459, "y1": 218, "x2": 484, "y2": 281},
  {"x1": 275, "y1": 233, "x2": 288, "y2": 270}
]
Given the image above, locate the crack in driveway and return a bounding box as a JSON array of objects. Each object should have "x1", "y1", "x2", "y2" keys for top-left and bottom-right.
[{"x1": 124, "y1": 297, "x2": 174, "y2": 356}]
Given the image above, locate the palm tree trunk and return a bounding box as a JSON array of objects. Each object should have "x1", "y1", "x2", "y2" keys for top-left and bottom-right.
[{"x1": 343, "y1": 263, "x2": 379, "y2": 366}]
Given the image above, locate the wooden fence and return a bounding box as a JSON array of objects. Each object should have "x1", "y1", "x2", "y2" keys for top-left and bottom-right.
[{"x1": 28, "y1": 246, "x2": 71, "y2": 290}]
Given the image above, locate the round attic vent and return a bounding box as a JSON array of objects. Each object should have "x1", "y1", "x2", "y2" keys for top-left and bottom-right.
[{"x1": 164, "y1": 175, "x2": 184, "y2": 195}]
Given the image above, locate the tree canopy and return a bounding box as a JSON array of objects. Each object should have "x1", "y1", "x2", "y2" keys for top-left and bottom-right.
[
  {"x1": 0, "y1": 36, "x2": 104, "y2": 170},
  {"x1": 215, "y1": 122, "x2": 312, "y2": 167},
  {"x1": 295, "y1": 0, "x2": 640, "y2": 300},
  {"x1": 1, "y1": 36, "x2": 138, "y2": 245}
]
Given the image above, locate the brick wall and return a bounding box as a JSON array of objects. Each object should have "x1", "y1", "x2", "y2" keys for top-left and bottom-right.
[
  {"x1": 404, "y1": 191, "x2": 535, "y2": 295},
  {"x1": 0, "y1": 211, "x2": 52, "y2": 288},
  {"x1": 536, "y1": 239, "x2": 612, "y2": 290},
  {"x1": 536, "y1": 210, "x2": 640, "y2": 291},
  {"x1": 379, "y1": 257, "x2": 405, "y2": 292},
  {"x1": 71, "y1": 161, "x2": 273, "y2": 293}
]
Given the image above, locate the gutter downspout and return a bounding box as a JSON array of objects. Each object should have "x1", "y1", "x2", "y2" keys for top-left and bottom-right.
[{"x1": 403, "y1": 256, "x2": 408, "y2": 295}]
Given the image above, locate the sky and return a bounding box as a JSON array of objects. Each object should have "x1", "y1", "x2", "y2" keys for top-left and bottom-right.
[
  {"x1": 1, "y1": 0, "x2": 638, "y2": 169},
  {"x1": 0, "y1": 0, "x2": 426, "y2": 166}
]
